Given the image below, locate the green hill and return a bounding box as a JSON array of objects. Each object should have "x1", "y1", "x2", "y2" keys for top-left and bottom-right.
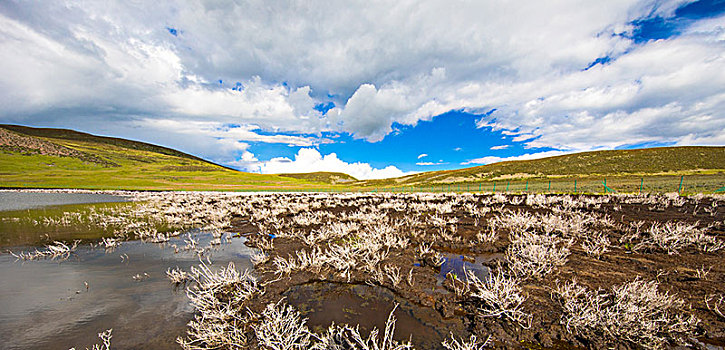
[
  {"x1": 279, "y1": 172, "x2": 358, "y2": 184},
  {"x1": 359, "y1": 147, "x2": 725, "y2": 192},
  {"x1": 1, "y1": 124, "x2": 722, "y2": 193},
  {"x1": 0, "y1": 125, "x2": 333, "y2": 191}
]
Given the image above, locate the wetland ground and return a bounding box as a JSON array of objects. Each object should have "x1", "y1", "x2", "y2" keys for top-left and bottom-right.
[{"x1": 1, "y1": 190, "x2": 723, "y2": 349}]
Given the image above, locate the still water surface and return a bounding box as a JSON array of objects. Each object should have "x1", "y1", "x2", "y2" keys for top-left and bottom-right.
[
  {"x1": 0, "y1": 191, "x2": 129, "y2": 211},
  {"x1": 0, "y1": 195, "x2": 254, "y2": 350}
]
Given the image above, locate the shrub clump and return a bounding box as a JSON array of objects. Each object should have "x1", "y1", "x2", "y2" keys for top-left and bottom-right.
[
  {"x1": 629, "y1": 221, "x2": 724, "y2": 254},
  {"x1": 555, "y1": 278, "x2": 699, "y2": 349},
  {"x1": 506, "y1": 230, "x2": 571, "y2": 279}
]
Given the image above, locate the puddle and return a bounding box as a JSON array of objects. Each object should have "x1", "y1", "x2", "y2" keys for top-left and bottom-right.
[
  {"x1": 284, "y1": 282, "x2": 466, "y2": 349},
  {"x1": 0, "y1": 232, "x2": 254, "y2": 350},
  {"x1": 436, "y1": 253, "x2": 496, "y2": 285}
]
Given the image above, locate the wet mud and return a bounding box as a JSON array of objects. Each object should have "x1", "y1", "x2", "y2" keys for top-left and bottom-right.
[{"x1": 236, "y1": 193, "x2": 725, "y2": 349}]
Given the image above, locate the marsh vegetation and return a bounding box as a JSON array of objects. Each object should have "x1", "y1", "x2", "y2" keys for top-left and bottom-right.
[{"x1": 1, "y1": 190, "x2": 723, "y2": 349}]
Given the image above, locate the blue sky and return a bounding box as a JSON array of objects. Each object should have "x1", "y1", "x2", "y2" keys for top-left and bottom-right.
[
  {"x1": 1, "y1": 0, "x2": 724, "y2": 179},
  {"x1": 251, "y1": 111, "x2": 562, "y2": 173}
]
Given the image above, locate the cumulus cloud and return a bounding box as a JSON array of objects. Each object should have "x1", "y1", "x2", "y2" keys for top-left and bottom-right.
[
  {"x1": 462, "y1": 150, "x2": 572, "y2": 165},
  {"x1": 253, "y1": 148, "x2": 411, "y2": 180},
  {"x1": 93, "y1": 118, "x2": 325, "y2": 167},
  {"x1": 0, "y1": 0, "x2": 723, "y2": 163},
  {"x1": 473, "y1": 32, "x2": 725, "y2": 150}
]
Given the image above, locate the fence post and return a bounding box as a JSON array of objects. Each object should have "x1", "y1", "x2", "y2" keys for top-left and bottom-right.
[
  {"x1": 639, "y1": 178, "x2": 643, "y2": 194},
  {"x1": 493, "y1": 182, "x2": 496, "y2": 192},
  {"x1": 548, "y1": 180, "x2": 551, "y2": 192},
  {"x1": 574, "y1": 180, "x2": 577, "y2": 193},
  {"x1": 678, "y1": 176, "x2": 684, "y2": 194},
  {"x1": 603, "y1": 178, "x2": 606, "y2": 193},
  {"x1": 506, "y1": 181, "x2": 509, "y2": 192},
  {"x1": 525, "y1": 180, "x2": 528, "y2": 192}
]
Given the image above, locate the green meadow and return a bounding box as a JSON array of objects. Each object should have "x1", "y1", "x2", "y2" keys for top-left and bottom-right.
[{"x1": 1, "y1": 125, "x2": 723, "y2": 193}]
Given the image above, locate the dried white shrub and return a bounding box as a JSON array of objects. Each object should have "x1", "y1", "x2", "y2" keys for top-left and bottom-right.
[
  {"x1": 254, "y1": 300, "x2": 314, "y2": 350},
  {"x1": 555, "y1": 279, "x2": 699, "y2": 349},
  {"x1": 633, "y1": 222, "x2": 724, "y2": 254},
  {"x1": 506, "y1": 230, "x2": 570, "y2": 279},
  {"x1": 178, "y1": 262, "x2": 260, "y2": 350},
  {"x1": 312, "y1": 304, "x2": 415, "y2": 350},
  {"x1": 705, "y1": 294, "x2": 725, "y2": 320},
  {"x1": 581, "y1": 231, "x2": 610, "y2": 258},
  {"x1": 441, "y1": 333, "x2": 491, "y2": 350},
  {"x1": 69, "y1": 329, "x2": 112, "y2": 350},
  {"x1": 166, "y1": 266, "x2": 189, "y2": 284},
  {"x1": 466, "y1": 270, "x2": 531, "y2": 328}
]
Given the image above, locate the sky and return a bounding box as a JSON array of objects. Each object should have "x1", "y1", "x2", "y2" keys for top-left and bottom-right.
[{"x1": 1, "y1": 0, "x2": 724, "y2": 179}]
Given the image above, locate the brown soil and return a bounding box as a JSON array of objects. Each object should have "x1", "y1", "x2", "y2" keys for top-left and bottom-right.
[{"x1": 231, "y1": 194, "x2": 725, "y2": 350}]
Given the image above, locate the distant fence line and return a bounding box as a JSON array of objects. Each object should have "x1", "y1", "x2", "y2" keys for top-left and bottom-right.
[{"x1": 265, "y1": 174, "x2": 725, "y2": 195}]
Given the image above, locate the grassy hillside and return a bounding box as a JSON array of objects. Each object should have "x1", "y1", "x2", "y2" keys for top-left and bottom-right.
[
  {"x1": 0, "y1": 125, "x2": 334, "y2": 191},
  {"x1": 1, "y1": 124, "x2": 722, "y2": 193},
  {"x1": 279, "y1": 172, "x2": 358, "y2": 184},
  {"x1": 360, "y1": 146, "x2": 725, "y2": 188}
]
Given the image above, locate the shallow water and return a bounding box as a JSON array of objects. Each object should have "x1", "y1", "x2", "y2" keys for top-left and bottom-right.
[
  {"x1": 437, "y1": 253, "x2": 495, "y2": 285},
  {"x1": 0, "y1": 232, "x2": 254, "y2": 350},
  {"x1": 284, "y1": 282, "x2": 466, "y2": 349},
  {"x1": 0, "y1": 202, "x2": 135, "y2": 247},
  {"x1": 0, "y1": 191, "x2": 129, "y2": 211}
]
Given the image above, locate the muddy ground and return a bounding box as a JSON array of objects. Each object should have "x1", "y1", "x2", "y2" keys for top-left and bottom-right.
[{"x1": 227, "y1": 193, "x2": 724, "y2": 350}]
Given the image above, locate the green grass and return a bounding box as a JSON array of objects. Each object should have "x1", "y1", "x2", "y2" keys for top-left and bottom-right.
[
  {"x1": 371, "y1": 174, "x2": 723, "y2": 195},
  {"x1": 0, "y1": 125, "x2": 340, "y2": 191},
  {"x1": 1, "y1": 124, "x2": 216, "y2": 165},
  {"x1": 2, "y1": 125, "x2": 723, "y2": 193},
  {"x1": 359, "y1": 146, "x2": 725, "y2": 188},
  {"x1": 278, "y1": 172, "x2": 358, "y2": 184}
]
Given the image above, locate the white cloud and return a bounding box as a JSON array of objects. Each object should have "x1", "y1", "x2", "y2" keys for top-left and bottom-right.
[
  {"x1": 0, "y1": 0, "x2": 722, "y2": 160},
  {"x1": 90, "y1": 118, "x2": 326, "y2": 167},
  {"x1": 416, "y1": 161, "x2": 446, "y2": 166},
  {"x1": 137, "y1": 119, "x2": 322, "y2": 146},
  {"x1": 225, "y1": 151, "x2": 259, "y2": 170},
  {"x1": 471, "y1": 33, "x2": 725, "y2": 150},
  {"x1": 253, "y1": 148, "x2": 411, "y2": 180},
  {"x1": 417, "y1": 153, "x2": 428, "y2": 159},
  {"x1": 490, "y1": 145, "x2": 510, "y2": 150},
  {"x1": 462, "y1": 150, "x2": 572, "y2": 165}
]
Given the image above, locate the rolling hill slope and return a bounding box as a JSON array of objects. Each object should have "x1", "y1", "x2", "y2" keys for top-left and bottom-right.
[
  {"x1": 360, "y1": 146, "x2": 725, "y2": 187},
  {"x1": 1, "y1": 124, "x2": 722, "y2": 192},
  {"x1": 0, "y1": 125, "x2": 332, "y2": 191},
  {"x1": 278, "y1": 172, "x2": 358, "y2": 184}
]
